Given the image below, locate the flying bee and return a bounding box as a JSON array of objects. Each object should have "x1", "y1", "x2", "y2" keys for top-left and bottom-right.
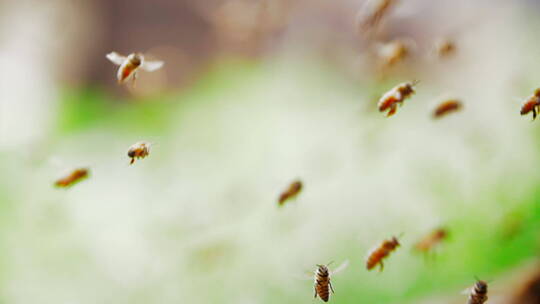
[
  {"x1": 357, "y1": 0, "x2": 397, "y2": 33},
  {"x1": 434, "y1": 38, "x2": 456, "y2": 58},
  {"x1": 520, "y1": 88, "x2": 540, "y2": 120},
  {"x1": 377, "y1": 39, "x2": 410, "y2": 67},
  {"x1": 106, "y1": 52, "x2": 164, "y2": 86},
  {"x1": 378, "y1": 80, "x2": 418, "y2": 117},
  {"x1": 127, "y1": 142, "x2": 151, "y2": 165},
  {"x1": 55, "y1": 168, "x2": 89, "y2": 188},
  {"x1": 313, "y1": 260, "x2": 349, "y2": 302},
  {"x1": 366, "y1": 236, "x2": 400, "y2": 271},
  {"x1": 465, "y1": 280, "x2": 489, "y2": 304},
  {"x1": 278, "y1": 180, "x2": 302, "y2": 206},
  {"x1": 433, "y1": 99, "x2": 462, "y2": 119},
  {"x1": 414, "y1": 227, "x2": 448, "y2": 253}
]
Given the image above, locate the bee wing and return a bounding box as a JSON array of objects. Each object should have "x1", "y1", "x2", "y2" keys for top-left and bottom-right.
[
  {"x1": 141, "y1": 60, "x2": 164, "y2": 72},
  {"x1": 330, "y1": 260, "x2": 349, "y2": 276},
  {"x1": 290, "y1": 271, "x2": 315, "y2": 281},
  {"x1": 460, "y1": 286, "x2": 473, "y2": 295},
  {"x1": 106, "y1": 52, "x2": 126, "y2": 65}
]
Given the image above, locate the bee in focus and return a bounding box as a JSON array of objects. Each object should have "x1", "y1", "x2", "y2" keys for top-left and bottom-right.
[
  {"x1": 433, "y1": 99, "x2": 462, "y2": 119},
  {"x1": 278, "y1": 180, "x2": 302, "y2": 206},
  {"x1": 55, "y1": 168, "x2": 89, "y2": 188},
  {"x1": 313, "y1": 260, "x2": 349, "y2": 302},
  {"x1": 520, "y1": 88, "x2": 540, "y2": 120},
  {"x1": 414, "y1": 227, "x2": 448, "y2": 253},
  {"x1": 127, "y1": 142, "x2": 151, "y2": 165},
  {"x1": 376, "y1": 39, "x2": 410, "y2": 67},
  {"x1": 106, "y1": 52, "x2": 164, "y2": 86},
  {"x1": 434, "y1": 38, "x2": 456, "y2": 58},
  {"x1": 357, "y1": 0, "x2": 397, "y2": 33},
  {"x1": 366, "y1": 236, "x2": 400, "y2": 271},
  {"x1": 466, "y1": 280, "x2": 488, "y2": 304},
  {"x1": 378, "y1": 80, "x2": 418, "y2": 117}
]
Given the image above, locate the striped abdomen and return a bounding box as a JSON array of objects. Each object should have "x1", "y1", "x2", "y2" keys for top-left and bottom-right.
[
  {"x1": 366, "y1": 247, "x2": 389, "y2": 270},
  {"x1": 314, "y1": 266, "x2": 331, "y2": 302},
  {"x1": 117, "y1": 62, "x2": 139, "y2": 83}
]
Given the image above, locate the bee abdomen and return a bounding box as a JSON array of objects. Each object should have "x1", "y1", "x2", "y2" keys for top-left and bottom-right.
[{"x1": 315, "y1": 280, "x2": 330, "y2": 302}]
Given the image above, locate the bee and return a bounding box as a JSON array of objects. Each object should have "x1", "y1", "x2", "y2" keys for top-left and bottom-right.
[
  {"x1": 357, "y1": 0, "x2": 397, "y2": 33},
  {"x1": 313, "y1": 260, "x2": 349, "y2": 302},
  {"x1": 414, "y1": 227, "x2": 447, "y2": 253},
  {"x1": 433, "y1": 99, "x2": 462, "y2": 119},
  {"x1": 434, "y1": 38, "x2": 456, "y2": 58},
  {"x1": 127, "y1": 142, "x2": 151, "y2": 165},
  {"x1": 278, "y1": 180, "x2": 302, "y2": 206},
  {"x1": 377, "y1": 39, "x2": 410, "y2": 67},
  {"x1": 366, "y1": 236, "x2": 400, "y2": 271},
  {"x1": 520, "y1": 89, "x2": 540, "y2": 120},
  {"x1": 466, "y1": 280, "x2": 488, "y2": 304},
  {"x1": 378, "y1": 80, "x2": 418, "y2": 117},
  {"x1": 106, "y1": 52, "x2": 164, "y2": 85},
  {"x1": 55, "y1": 168, "x2": 89, "y2": 188}
]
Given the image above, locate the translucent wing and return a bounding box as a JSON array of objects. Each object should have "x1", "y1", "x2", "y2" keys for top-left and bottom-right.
[
  {"x1": 141, "y1": 60, "x2": 164, "y2": 72},
  {"x1": 106, "y1": 52, "x2": 126, "y2": 65},
  {"x1": 331, "y1": 260, "x2": 349, "y2": 276}
]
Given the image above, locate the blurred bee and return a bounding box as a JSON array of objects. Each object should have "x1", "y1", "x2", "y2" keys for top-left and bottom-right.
[
  {"x1": 106, "y1": 52, "x2": 164, "y2": 85},
  {"x1": 520, "y1": 88, "x2": 540, "y2": 120},
  {"x1": 466, "y1": 280, "x2": 488, "y2": 304},
  {"x1": 278, "y1": 180, "x2": 302, "y2": 206},
  {"x1": 366, "y1": 236, "x2": 400, "y2": 271},
  {"x1": 414, "y1": 227, "x2": 448, "y2": 253},
  {"x1": 434, "y1": 38, "x2": 456, "y2": 58},
  {"x1": 376, "y1": 39, "x2": 410, "y2": 67},
  {"x1": 55, "y1": 168, "x2": 89, "y2": 188},
  {"x1": 128, "y1": 142, "x2": 151, "y2": 165},
  {"x1": 313, "y1": 260, "x2": 349, "y2": 302},
  {"x1": 433, "y1": 99, "x2": 462, "y2": 119},
  {"x1": 378, "y1": 80, "x2": 418, "y2": 117},
  {"x1": 357, "y1": 0, "x2": 397, "y2": 33},
  {"x1": 510, "y1": 269, "x2": 540, "y2": 304}
]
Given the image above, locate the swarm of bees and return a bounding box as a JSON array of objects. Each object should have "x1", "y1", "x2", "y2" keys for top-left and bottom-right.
[
  {"x1": 49, "y1": 2, "x2": 540, "y2": 303},
  {"x1": 378, "y1": 80, "x2": 418, "y2": 117},
  {"x1": 106, "y1": 52, "x2": 163, "y2": 86},
  {"x1": 278, "y1": 180, "x2": 303, "y2": 206},
  {"x1": 54, "y1": 168, "x2": 89, "y2": 188},
  {"x1": 433, "y1": 99, "x2": 463, "y2": 119},
  {"x1": 127, "y1": 141, "x2": 152, "y2": 165}
]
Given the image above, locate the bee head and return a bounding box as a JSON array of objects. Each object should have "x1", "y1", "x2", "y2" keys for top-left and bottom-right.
[
  {"x1": 128, "y1": 53, "x2": 143, "y2": 66},
  {"x1": 391, "y1": 236, "x2": 401, "y2": 247},
  {"x1": 316, "y1": 265, "x2": 329, "y2": 275},
  {"x1": 127, "y1": 149, "x2": 136, "y2": 158},
  {"x1": 475, "y1": 280, "x2": 488, "y2": 293}
]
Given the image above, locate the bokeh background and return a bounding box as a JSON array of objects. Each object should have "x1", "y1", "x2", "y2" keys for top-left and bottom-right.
[{"x1": 2, "y1": 0, "x2": 540, "y2": 303}]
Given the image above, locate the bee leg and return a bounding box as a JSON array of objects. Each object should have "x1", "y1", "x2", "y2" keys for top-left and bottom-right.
[
  {"x1": 387, "y1": 106, "x2": 397, "y2": 117},
  {"x1": 132, "y1": 72, "x2": 138, "y2": 88},
  {"x1": 533, "y1": 108, "x2": 537, "y2": 121},
  {"x1": 314, "y1": 287, "x2": 318, "y2": 298},
  {"x1": 379, "y1": 261, "x2": 384, "y2": 272},
  {"x1": 130, "y1": 158, "x2": 135, "y2": 165},
  {"x1": 329, "y1": 281, "x2": 335, "y2": 293}
]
